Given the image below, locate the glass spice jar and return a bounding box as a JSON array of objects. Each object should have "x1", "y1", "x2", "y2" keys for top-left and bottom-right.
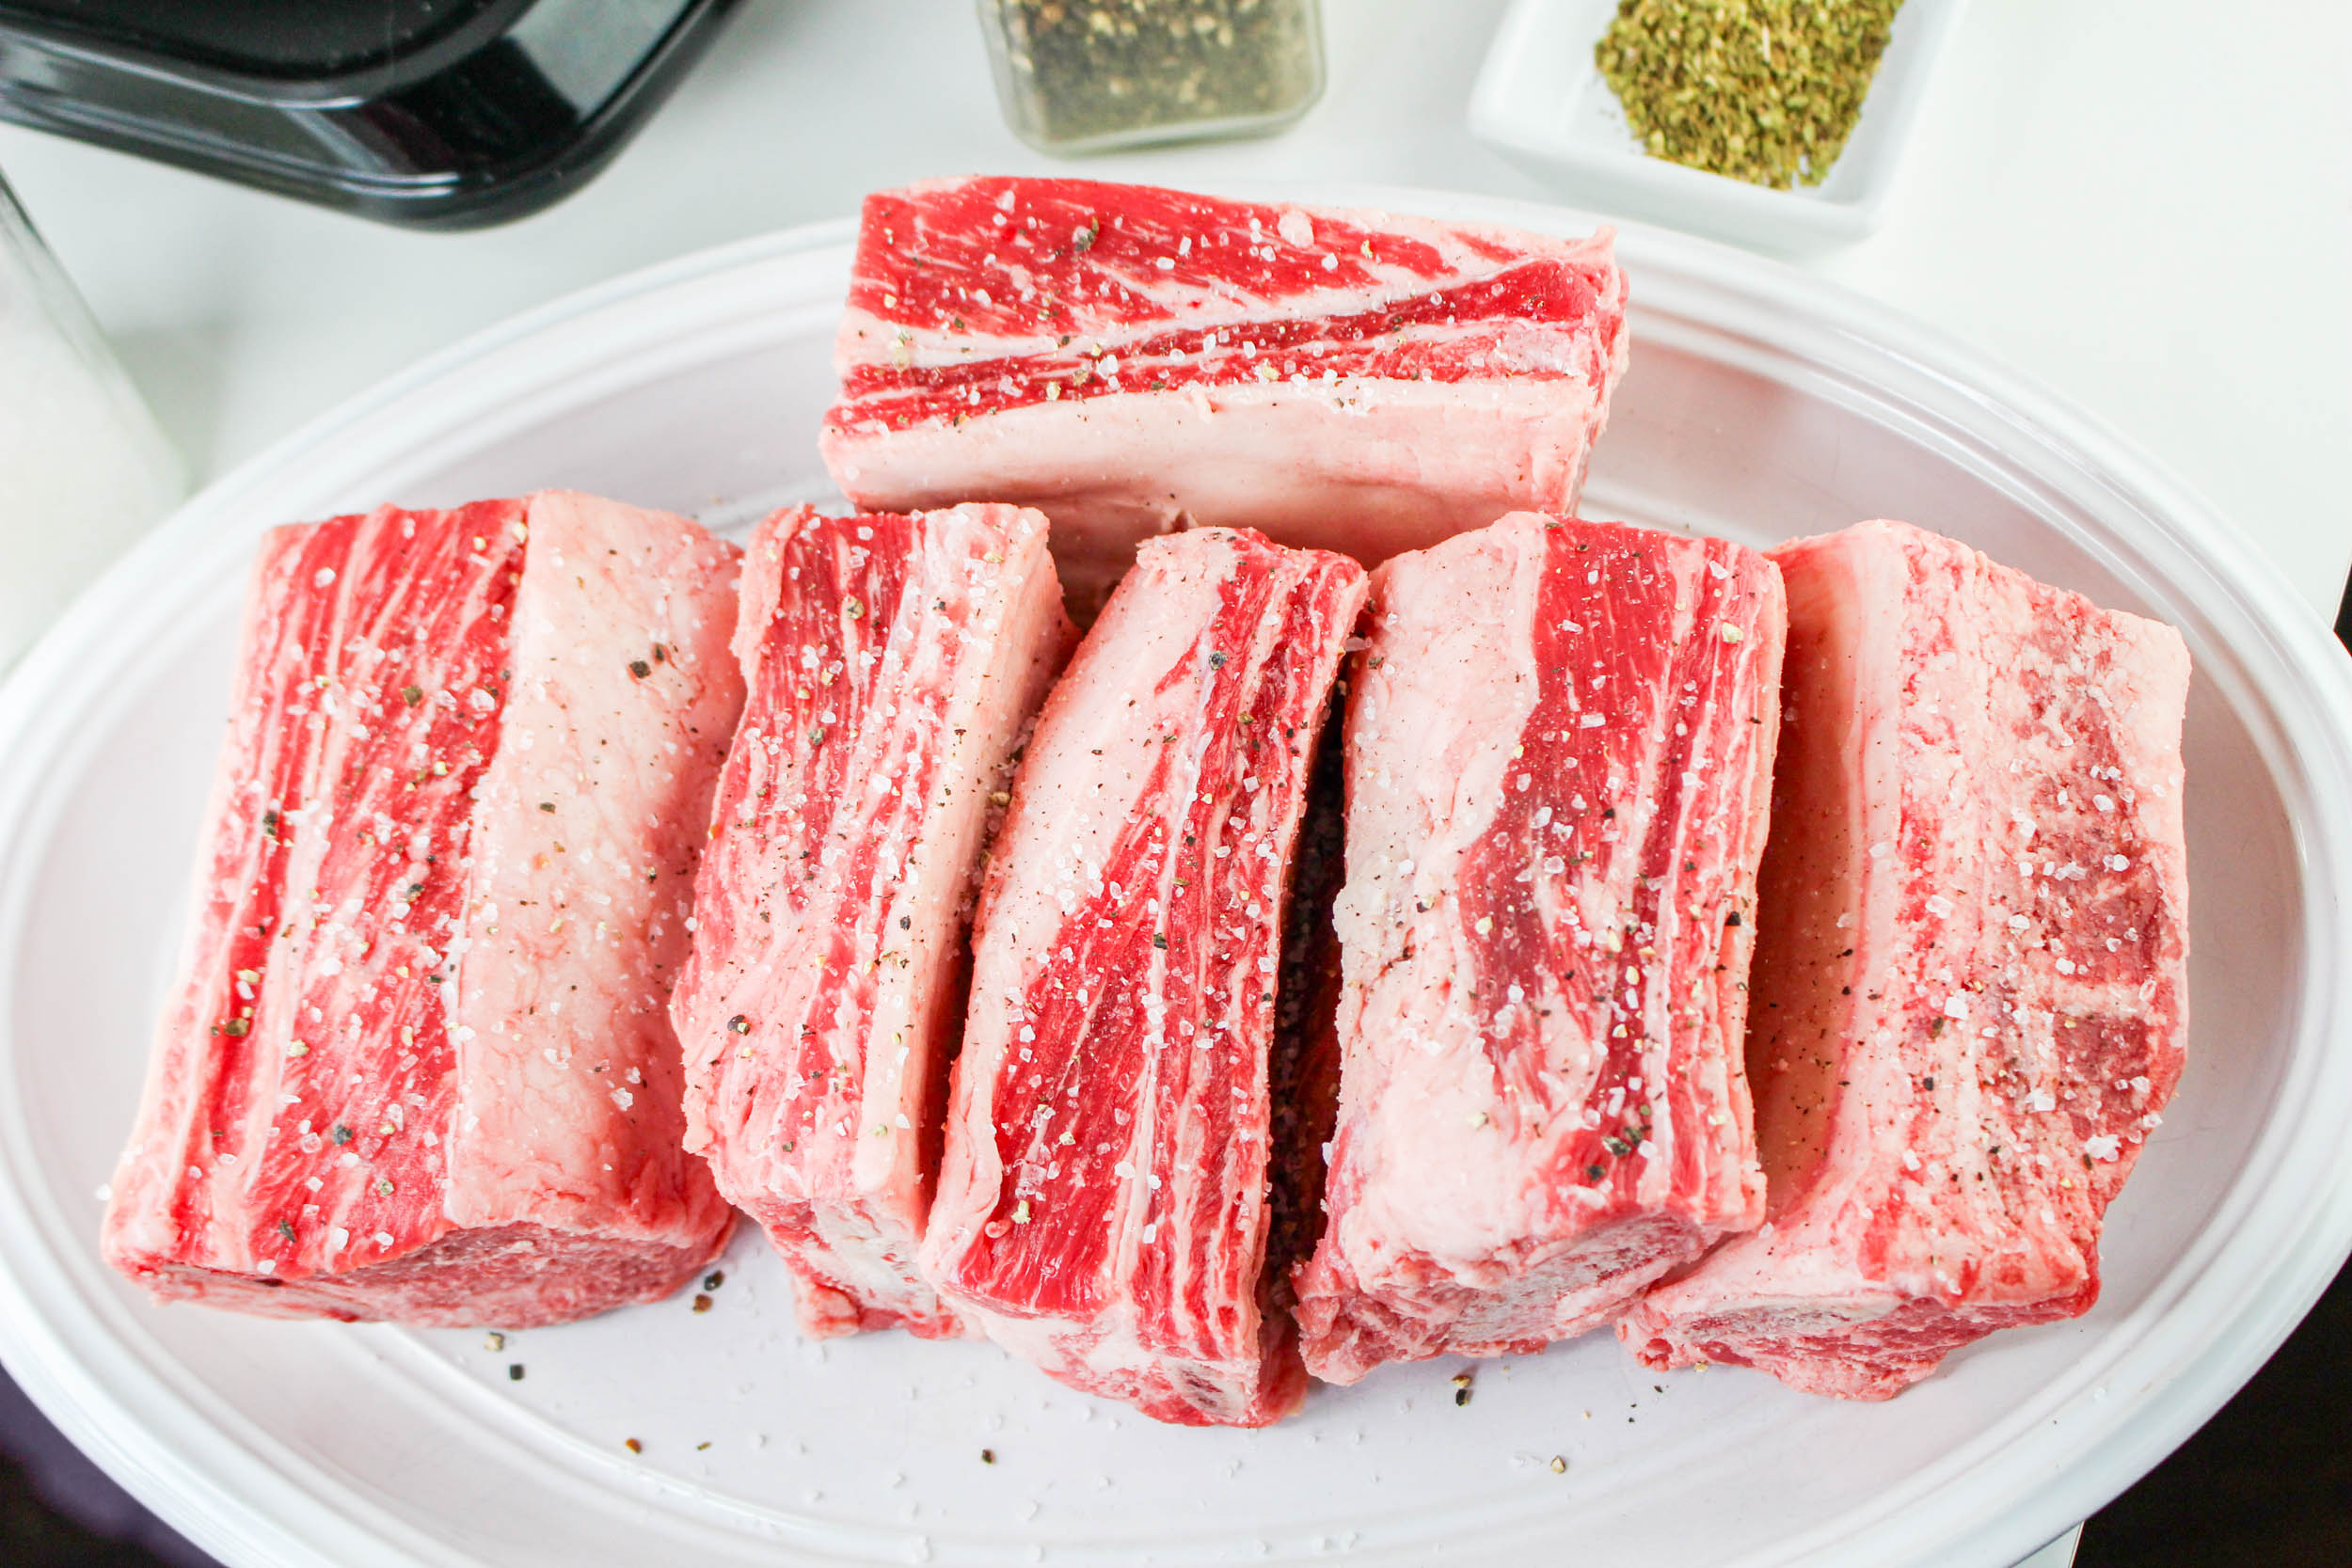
[
  {"x1": 0, "y1": 169, "x2": 184, "y2": 672},
  {"x1": 977, "y1": 0, "x2": 1325, "y2": 154}
]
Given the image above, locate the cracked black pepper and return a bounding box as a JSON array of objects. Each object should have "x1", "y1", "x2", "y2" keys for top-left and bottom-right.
[{"x1": 978, "y1": 0, "x2": 1323, "y2": 152}]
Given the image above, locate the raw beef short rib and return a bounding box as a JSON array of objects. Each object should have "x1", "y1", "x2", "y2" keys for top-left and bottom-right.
[
  {"x1": 921, "y1": 528, "x2": 1367, "y2": 1426},
  {"x1": 1619, "y1": 520, "x2": 2191, "y2": 1400},
  {"x1": 673, "y1": 503, "x2": 1073, "y2": 1339},
  {"x1": 820, "y1": 176, "x2": 1627, "y2": 606},
  {"x1": 103, "y1": 492, "x2": 743, "y2": 1327},
  {"x1": 1293, "y1": 512, "x2": 1785, "y2": 1384}
]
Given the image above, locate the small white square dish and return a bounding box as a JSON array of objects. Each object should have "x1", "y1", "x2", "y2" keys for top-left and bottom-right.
[{"x1": 1469, "y1": 0, "x2": 1971, "y2": 253}]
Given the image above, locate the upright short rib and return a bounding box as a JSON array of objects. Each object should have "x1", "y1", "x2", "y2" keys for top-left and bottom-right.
[
  {"x1": 1294, "y1": 512, "x2": 1785, "y2": 1384},
  {"x1": 1619, "y1": 519, "x2": 2192, "y2": 1399},
  {"x1": 103, "y1": 492, "x2": 743, "y2": 1326},
  {"x1": 923, "y1": 527, "x2": 1366, "y2": 1426},
  {"x1": 675, "y1": 504, "x2": 1072, "y2": 1339}
]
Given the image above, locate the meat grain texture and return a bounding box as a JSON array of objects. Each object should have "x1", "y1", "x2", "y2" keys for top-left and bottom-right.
[
  {"x1": 922, "y1": 528, "x2": 1367, "y2": 1426},
  {"x1": 673, "y1": 504, "x2": 1072, "y2": 1340},
  {"x1": 1621, "y1": 520, "x2": 2191, "y2": 1399},
  {"x1": 1294, "y1": 512, "x2": 1786, "y2": 1383},
  {"x1": 821, "y1": 176, "x2": 1628, "y2": 607},
  {"x1": 104, "y1": 492, "x2": 743, "y2": 1326}
]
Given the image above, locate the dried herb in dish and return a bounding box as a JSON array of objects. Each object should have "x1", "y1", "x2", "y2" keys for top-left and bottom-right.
[
  {"x1": 1594, "y1": 0, "x2": 1903, "y2": 188},
  {"x1": 978, "y1": 0, "x2": 1324, "y2": 152}
]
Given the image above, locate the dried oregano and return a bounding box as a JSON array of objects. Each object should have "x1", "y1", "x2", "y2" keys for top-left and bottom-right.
[{"x1": 1595, "y1": 0, "x2": 1903, "y2": 188}]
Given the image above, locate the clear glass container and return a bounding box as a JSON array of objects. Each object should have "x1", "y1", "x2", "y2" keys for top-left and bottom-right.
[
  {"x1": 977, "y1": 0, "x2": 1325, "y2": 154},
  {"x1": 0, "y1": 170, "x2": 185, "y2": 672}
]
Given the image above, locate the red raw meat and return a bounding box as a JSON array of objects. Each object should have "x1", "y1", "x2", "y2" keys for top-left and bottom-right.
[
  {"x1": 820, "y1": 176, "x2": 1627, "y2": 605},
  {"x1": 921, "y1": 528, "x2": 1366, "y2": 1426},
  {"x1": 103, "y1": 492, "x2": 743, "y2": 1327},
  {"x1": 1293, "y1": 512, "x2": 1785, "y2": 1383},
  {"x1": 673, "y1": 503, "x2": 1072, "y2": 1339},
  {"x1": 1620, "y1": 520, "x2": 2192, "y2": 1400}
]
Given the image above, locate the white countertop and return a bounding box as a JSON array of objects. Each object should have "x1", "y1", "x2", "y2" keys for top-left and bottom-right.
[{"x1": 2, "y1": 0, "x2": 2344, "y2": 622}]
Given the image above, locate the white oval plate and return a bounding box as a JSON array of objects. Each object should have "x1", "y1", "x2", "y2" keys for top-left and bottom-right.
[{"x1": 2, "y1": 197, "x2": 2349, "y2": 1568}]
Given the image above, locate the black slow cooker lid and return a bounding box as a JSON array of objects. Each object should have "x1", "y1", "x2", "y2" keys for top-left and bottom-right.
[{"x1": 0, "y1": 0, "x2": 534, "y2": 92}]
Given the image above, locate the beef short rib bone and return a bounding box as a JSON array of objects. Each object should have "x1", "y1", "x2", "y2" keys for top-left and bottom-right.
[
  {"x1": 1294, "y1": 511, "x2": 1785, "y2": 1384},
  {"x1": 1620, "y1": 519, "x2": 2191, "y2": 1400},
  {"x1": 821, "y1": 176, "x2": 1628, "y2": 606},
  {"x1": 673, "y1": 504, "x2": 1072, "y2": 1339},
  {"x1": 104, "y1": 492, "x2": 744, "y2": 1327},
  {"x1": 922, "y1": 528, "x2": 1367, "y2": 1426}
]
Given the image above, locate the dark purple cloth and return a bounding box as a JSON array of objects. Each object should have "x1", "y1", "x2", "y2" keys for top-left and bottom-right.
[{"x1": 0, "y1": 1366, "x2": 217, "y2": 1567}]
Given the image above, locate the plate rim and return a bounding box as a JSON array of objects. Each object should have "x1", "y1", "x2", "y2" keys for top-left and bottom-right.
[{"x1": 0, "y1": 194, "x2": 2347, "y2": 1568}]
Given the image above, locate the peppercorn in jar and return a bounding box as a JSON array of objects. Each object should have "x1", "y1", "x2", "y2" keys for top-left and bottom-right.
[{"x1": 977, "y1": 0, "x2": 1325, "y2": 153}]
